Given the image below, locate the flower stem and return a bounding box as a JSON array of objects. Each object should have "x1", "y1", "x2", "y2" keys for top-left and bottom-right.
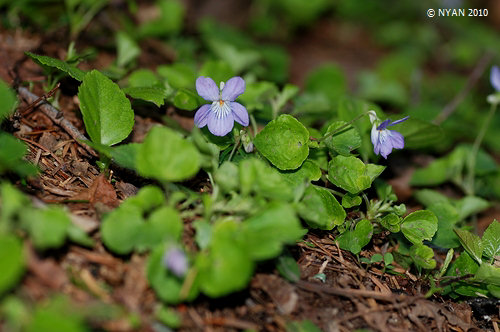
[
  {"x1": 227, "y1": 140, "x2": 240, "y2": 162},
  {"x1": 250, "y1": 114, "x2": 258, "y2": 137},
  {"x1": 318, "y1": 112, "x2": 370, "y2": 142},
  {"x1": 465, "y1": 102, "x2": 498, "y2": 196}
]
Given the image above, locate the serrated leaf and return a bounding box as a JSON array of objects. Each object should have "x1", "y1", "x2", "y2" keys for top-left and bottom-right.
[
  {"x1": 137, "y1": 126, "x2": 200, "y2": 182},
  {"x1": 400, "y1": 210, "x2": 438, "y2": 245},
  {"x1": 78, "y1": 70, "x2": 134, "y2": 146},
  {"x1": 254, "y1": 114, "x2": 309, "y2": 170},
  {"x1": 123, "y1": 86, "x2": 167, "y2": 107},
  {"x1": 336, "y1": 219, "x2": 373, "y2": 255},
  {"x1": 482, "y1": 220, "x2": 500, "y2": 260},
  {"x1": 454, "y1": 228, "x2": 483, "y2": 264},
  {"x1": 26, "y1": 52, "x2": 86, "y2": 81}
]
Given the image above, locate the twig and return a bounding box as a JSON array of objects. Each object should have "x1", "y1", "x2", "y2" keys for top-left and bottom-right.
[
  {"x1": 18, "y1": 87, "x2": 97, "y2": 157},
  {"x1": 296, "y1": 280, "x2": 416, "y2": 303},
  {"x1": 19, "y1": 83, "x2": 60, "y2": 116},
  {"x1": 434, "y1": 52, "x2": 493, "y2": 125}
]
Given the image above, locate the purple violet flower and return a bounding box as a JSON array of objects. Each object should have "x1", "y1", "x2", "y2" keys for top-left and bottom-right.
[
  {"x1": 371, "y1": 116, "x2": 409, "y2": 159},
  {"x1": 163, "y1": 247, "x2": 188, "y2": 278},
  {"x1": 194, "y1": 76, "x2": 249, "y2": 136},
  {"x1": 490, "y1": 66, "x2": 500, "y2": 92}
]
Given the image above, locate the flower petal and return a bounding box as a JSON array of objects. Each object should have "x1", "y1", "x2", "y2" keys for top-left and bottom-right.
[
  {"x1": 221, "y1": 76, "x2": 245, "y2": 101},
  {"x1": 491, "y1": 66, "x2": 500, "y2": 92},
  {"x1": 194, "y1": 104, "x2": 211, "y2": 128},
  {"x1": 388, "y1": 116, "x2": 410, "y2": 127},
  {"x1": 389, "y1": 130, "x2": 404, "y2": 149},
  {"x1": 377, "y1": 119, "x2": 391, "y2": 130},
  {"x1": 196, "y1": 76, "x2": 219, "y2": 101},
  {"x1": 207, "y1": 109, "x2": 234, "y2": 136},
  {"x1": 371, "y1": 125, "x2": 379, "y2": 147},
  {"x1": 230, "y1": 102, "x2": 249, "y2": 126}
]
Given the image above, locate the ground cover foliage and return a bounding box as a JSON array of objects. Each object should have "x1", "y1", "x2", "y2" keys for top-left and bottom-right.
[{"x1": 1, "y1": 0, "x2": 500, "y2": 331}]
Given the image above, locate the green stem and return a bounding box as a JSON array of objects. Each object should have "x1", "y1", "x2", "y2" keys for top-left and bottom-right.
[
  {"x1": 318, "y1": 112, "x2": 370, "y2": 142},
  {"x1": 465, "y1": 102, "x2": 498, "y2": 196},
  {"x1": 324, "y1": 187, "x2": 344, "y2": 197},
  {"x1": 227, "y1": 140, "x2": 240, "y2": 162},
  {"x1": 250, "y1": 114, "x2": 258, "y2": 137}
]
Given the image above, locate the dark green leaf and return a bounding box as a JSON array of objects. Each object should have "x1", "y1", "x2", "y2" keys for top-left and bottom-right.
[
  {"x1": 400, "y1": 210, "x2": 438, "y2": 245},
  {"x1": 454, "y1": 228, "x2": 483, "y2": 264},
  {"x1": 482, "y1": 220, "x2": 500, "y2": 260},
  {"x1": 0, "y1": 235, "x2": 24, "y2": 296},
  {"x1": 336, "y1": 219, "x2": 373, "y2": 255},
  {"x1": 298, "y1": 185, "x2": 345, "y2": 230},
  {"x1": 123, "y1": 86, "x2": 167, "y2": 107},
  {"x1": 26, "y1": 52, "x2": 86, "y2": 81},
  {"x1": 410, "y1": 244, "x2": 436, "y2": 269}
]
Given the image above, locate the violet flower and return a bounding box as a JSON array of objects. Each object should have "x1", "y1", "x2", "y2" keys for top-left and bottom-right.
[
  {"x1": 370, "y1": 115, "x2": 409, "y2": 159},
  {"x1": 194, "y1": 76, "x2": 249, "y2": 136},
  {"x1": 490, "y1": 65, "x2": 500, "y2": 92},
  {"x1": 163, "y1": 247, "x2": 188, "y2": 278}
]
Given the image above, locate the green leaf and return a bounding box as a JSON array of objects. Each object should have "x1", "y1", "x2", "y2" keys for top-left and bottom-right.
[
  {"x1": 336, "y1": 219, "x2": 373, "y2": 255},
  {"x1": 384, "y1": 252, "x2": 394, "y2": 265},
  {"x1": 323, "y1": 121, "x2": 361, "y2": 156},
  {"x1": 238, "y1": 81, "x2": 278, "y2": 112},
  {"x1": 482, "y1": 220, "x2": 500, "y2": 260},
  {"x1": 173, "y1": 88, "x2": 200, "y2": 111},
  {"x1": 400, "y1": 210, "x2": 438, "y2": 245},
  {"x1": 127, "y1": 69, "x2": 162, "y2": 87},
  {"x1": 305, "y1": 64, "x2": 346, "y2": 103},
  {"x1": 286, "y1": 320, "x2": 323, "y2": 332},
  {"x1": 379, "y1": 213, "x2": 401, "y2": 233},
  {"x1": 327, "y1": 155, "x2": 385, "y2": 194},
  {"x1": 198, "y1": 220, "x2": 254, "y2": 297},
  {"x1": 26, "y1": 52, "x2": 86, "y2": 81},
  {"x1": 147, "y1": 244, "x2": 193, "y2": 304},
  {"x1": 155, "y1": 305, "x2": 182, "y2": 328},
  {"x1": 67, "y1": 225, "x2": 94, "y2": 248},
  {"x1": 215, "y1": 161, "x2": 239, "y2": 193},
  {"x1": 397, "y1": 118, "x2": 443, "y2": 149},
  {"x1": 0, "y1": 234, "x2": 24, "y2": 296},
  {"x1": 157, "y1": 63, "x2": 196, "y2": 89},
  {"x1": 437, "y1": 248, "x2": 454, "y2": 278},
  {"x1": 410, "y1": 158, "x2": 449, "y2": 186},
  {"x1": 0, "y1": 133, "x2": 38, "y2": 177},
  {"x1": 136, "y1": 206, "x2": 182, "y2": 252},
  {"x1": 254, "y1": 114, "x2": 309, "y2": 170},
  {"x1": 239, "y1": 158, "x2": 294, "y2": 201},
  {"x1": 410, "y1": 244, "x2": 436, "y2": 269},
  {"x1": 473, "y1": 263, "x2": 500, "y2": 286},
  {"x1": 198, "y1": 60, "x2": 234, "y2": 85},
  {"x1": 274, "y1": 84, "x2": 299, "y2": 112},
  {"x1": 447, "y1": 251, "x2": 479, "y2": 277},
  {"x1": 116, "y1": 32, "x2": 140, "y2": 67},
  {"x1": 279, "y1": 160, "x2": 321, "y2": 188},
  {"x1": 78, "y1": 70, "x2": 134, "y2": 146},
  {"x1": 428, "y1": 203, "x2": 460, "y2": 248},
  {"x1": 414, "y1": 189, "x2": 451, "y2": 207},
  {"x1": 27, "y1": 207, "x2": 71, "y2": 250},
  {"x1": 276, "y1": 253, "x2": 301, "y2": 283},
  {"x1": 0, "y1": 79, "x2": 17, "y2": 123},
  {"x1": 241, "y1": 203, "x2": 306, "y2": 260},
  {"x1": 101, "y1": 204, "x2": 143, "y2": 255},
  {"x1": 26, "y1": 297, "x2": 87, "y2": 332},
  {"x1": 139, "y1": 0, "x2": 185, "y2": 37},
  {"x1": 110, "y1": 143, "x2": 140, "y2": 170},
  {"x1": 123, "y1": 87, "x2": 167, "y2": 107},
  {"x1": 454, "y1": 228, "x2": 483, "y2": 264},
  {"x1": 298, "y1": 185, "x2": 345, "y2": 230},
  {"x1": 137, "y1": 126, "x2": 200, "y2": 182},
  {"x1": 455, "y1": 196, "x2": 490, "y2": 220},
  {"x1": 341, "y1": 194, "x2": 362, "y2": 208}
]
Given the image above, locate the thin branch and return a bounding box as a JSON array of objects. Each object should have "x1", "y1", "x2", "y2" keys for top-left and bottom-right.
[{"x1": 17, "y1": 87, "x2": 97, "y2": 157}]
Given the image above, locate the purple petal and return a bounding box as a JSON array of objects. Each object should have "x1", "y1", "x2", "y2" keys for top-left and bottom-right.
[
  {"x1": 194, "y1": 104, "x2": 211, "y2": 128},
  {"x1": 196, "y1": 77, "x2": 219, "y2": 101},
  {"x1": 207, "y1": 110, "x2": 234, "y2": 136},
  {"x1": 163, "y1": 248, "x2": 188, "y2": 278},
  {"x1": 230, "y1": 102, "x2": 249, "y2": 126},
  {"x1": 389, "y1": 130, "x2": 404, "y2": 149},
  {"x1": 377, "y1": 119, "x2": 391, "y2": 130},
  {"x1": 491, "y1": 66, "x2": 500, "y2": 92},
  {"x1": 221, "y1": 76, "x2": 245, "y2": 101},
  {"x1": 388, "y1": 116, "x2": 409, "y2": 127}
]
